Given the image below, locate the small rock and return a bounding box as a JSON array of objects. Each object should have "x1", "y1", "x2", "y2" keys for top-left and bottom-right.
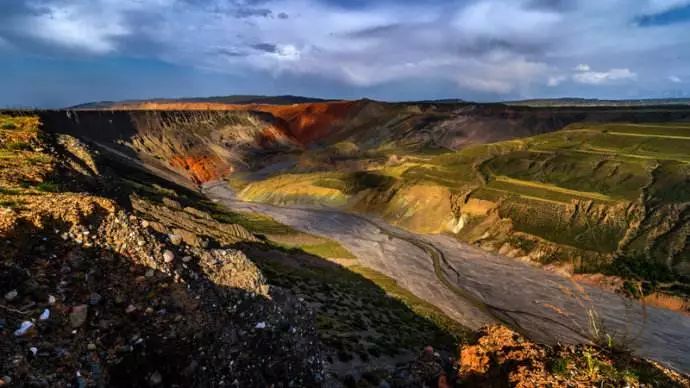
[
  {"x1": 4, "y1": 289, "x2": 18, "y2": 301},
  {"x1": 70, "y1": 305, "x2": 89, "y2": 328},
  {"x1": 163, "y1": 250, "x2": 175, "y2": 263},
  {"x1": 141, "y1": 220, "x2": 150, "y2": 228},
  {"x1": 89, "y1": 293, "x2": 102, "y2": 305},
  {"x1": 1, "y1": 376, "x2": 12, "y2": 386},
  {"x1": 39, "y1": 309, "x2": 50, "y2": 320},
  {"x1": 145, "y1": 269, "x2": 155, "y2": 278},
  {"x1": 182, "y1": 256, "x2": 193, "y2": 263},
  {"x1": 48, "y1": 295, "x2": 56, "y2": 305},
  {"x1": 182, "y1": 360, "x2": 198, "y2": 376},
  {"x1": 149, "y1": 371, "x2": 163, "y2": 385},
  {"x1": 162, "y1": 197, "x2": 182, "y2": 209},
  {"x1": 29, "y1": 347, "x2": 38, "y2": 356},
  {"x1": 125, "y1": 305, "x2": 137, "y2": 314},
  {"x1": 14, "y1": 321, "x2": 33, "y2": 336},
  {"x1": 255, "y1": 322, "x2": 267, "y2": 329},
  {"x1": 169, "y1": 234, "x2": 182, "y2": 245},
  {"x1": 87, "y1": 343, "x2": 97, "y2": 351}
]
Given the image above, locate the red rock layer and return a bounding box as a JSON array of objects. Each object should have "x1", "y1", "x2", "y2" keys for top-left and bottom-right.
[
  {"x1": 169, "y1": 155, "x2": 232, "y2": 184},
  {"x1": 111, "y1": 101, "x2": 358, "y2": 145}
]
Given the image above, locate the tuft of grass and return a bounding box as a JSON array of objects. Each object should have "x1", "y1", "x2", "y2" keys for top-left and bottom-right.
[
  {"x1": 35, "y1": 181, "x2": 60, "y2": 192},
  {"x1": 550, "y1": 357, "x2": 569, "y2": 376},
  {"x1": 4, "y1": 141, "x2": 32, "y2": 151}
]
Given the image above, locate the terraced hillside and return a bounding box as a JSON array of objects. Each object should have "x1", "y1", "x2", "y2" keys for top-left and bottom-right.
[{"x1": 235, "y1": 121, "x2": 690, "y2": 308}]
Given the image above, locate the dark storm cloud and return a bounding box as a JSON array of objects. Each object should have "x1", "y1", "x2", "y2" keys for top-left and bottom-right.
[
  {"x1": 211, "y1": 47, "x2": 248, "y2": 57},
  {"x1": 524, "y1": 0, "x2": 575, "y2": 12},
  {"x1": 233, "y1": 7, "x2": 273, "y2": 18},
  {"x1": 456, "y1": 37, "x2": 549, "y2": 57},
  {"x1": 636, "y1": 4, "x2": 690, "y2": 27},
  {"x1": 343, "y1": 23, "x2": 403, "y2": 38},
  {"x1": 251, "y1": 43, "x2": 279, "y2": 53}
]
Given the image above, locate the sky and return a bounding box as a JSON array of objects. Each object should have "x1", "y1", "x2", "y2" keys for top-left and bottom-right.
[{"x1": 1, "y1": 0, "x2": 689, "y2": 107}]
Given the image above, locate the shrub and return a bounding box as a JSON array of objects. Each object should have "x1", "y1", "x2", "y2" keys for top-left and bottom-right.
[
  {"x1": 549, "y1": 357, "x2": 569, "y2": 375},
  {"x1": 4, "y1": 141, "x2": 31, "y2": 151},
  {"x1": 36, "y1": 181, "x2": 59, "y2": 192}
]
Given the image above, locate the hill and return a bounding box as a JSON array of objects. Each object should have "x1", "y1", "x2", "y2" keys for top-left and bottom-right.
[
  {"x1": 69, "y1": 95, "x2": 330, "y2": 109},
  {"x1": 507, "y1": 98, "x2": 690, "y2": 107}
]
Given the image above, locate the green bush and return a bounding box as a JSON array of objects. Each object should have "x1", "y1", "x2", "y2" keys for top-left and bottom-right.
[
  {"x1": 36, "y1": 181, "x2": 60, "y2": 192},
  {"x1": 4, "y1": 141, "x2": 31, "y2": 151}
]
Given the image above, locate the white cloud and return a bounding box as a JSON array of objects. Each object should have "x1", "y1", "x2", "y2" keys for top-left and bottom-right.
[
  {"x1": 574, "y1": 64, "x2": 591, "y2": 72},
  {"x1": 547, "y1": 75, "x2": 567, "y2": 87},
  {"x1": 573, "y1": 67, "x2": 637, "y2": 85},
  {"x1": 15, "y1": 0, "x2": 168, "y2": 54},
  {"x1": 669, "y1": 75, "x2": 682, "y2": 83}
]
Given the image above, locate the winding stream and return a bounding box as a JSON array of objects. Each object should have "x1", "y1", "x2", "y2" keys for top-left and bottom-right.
[{"x1": 204, "y1": 182, "x2": 690, "y2": 374}]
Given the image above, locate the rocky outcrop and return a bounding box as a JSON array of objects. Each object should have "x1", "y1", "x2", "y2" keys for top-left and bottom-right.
[{"x1": 454, "y1": 325, "x2": 689, "y2": 387}]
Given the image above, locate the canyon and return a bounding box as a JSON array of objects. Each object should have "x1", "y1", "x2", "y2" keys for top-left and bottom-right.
[{"x1": 3, "y1": 99, "x2": 690, "y2": 386}]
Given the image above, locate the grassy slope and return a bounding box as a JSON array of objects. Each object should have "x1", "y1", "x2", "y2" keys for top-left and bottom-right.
[{"x1": 235, "y1": 122, "x2": 690, "y2": 297}]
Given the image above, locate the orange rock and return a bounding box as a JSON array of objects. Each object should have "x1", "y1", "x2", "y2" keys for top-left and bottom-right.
[
  {"x1": 169, "y1": 155, "x2": 232, "y2": 184},
  {"x1": 110, "y1": 101, "x2": 358, "y2": 145}
]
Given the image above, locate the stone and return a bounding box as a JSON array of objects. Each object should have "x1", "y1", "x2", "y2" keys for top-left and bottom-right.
[
  {"x1": 89, "y1": 293, "x2": 102, "y2": 305},
  {"x1": 1, "y1": 376, "x2": 12, "y2": 386},
  {"x1": 163, "y1": 250, "x2": 175, "y2": 263},
  {"x1": 169, "y1": 234, "x2": 182, "y2": 246},
  {"x1": 182, "y1": 256, "x2": 193, "y2": 263},
  {"x1": 162, "y1": 197, "x2": 182, "y2": 209},
  {"x1": 141, "y1": 220, "x2": 150, "y2": 228},
  {"x1": 70, "y1": 305, "x2": 89, "y2": 328},
  {"x1": 48, "y1": 295, "x2": 56, "y2": 305},
  {"x1": 145, "y1": 269, "x2": 155, "y2": 278},
  {"x1": 14, "y1": 321, "x2": 33, "y2": 336},
  {"x1": 4, "y1": 289, "x2": 18, "y2": 301},
  {"x1": 255, "y1": 322, "x2": 267, "y2": 329},
  {"x1": 126, "y1": 305, "x2": 137, "y2": 314},
  {"x1": 150, "y1": 371, "x2": 163, "y2": 385},
  {"x1": 39, "y1": 309, "x2": 50, "y2": 320},
  {"x1": 87, "y1": 343, "x2": 97, "y2": 351}
]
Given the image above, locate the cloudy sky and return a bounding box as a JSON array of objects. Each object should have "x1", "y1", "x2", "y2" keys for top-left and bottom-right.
[{"x1": 1, "y1": 0, "x2": 689, "y2": 107}]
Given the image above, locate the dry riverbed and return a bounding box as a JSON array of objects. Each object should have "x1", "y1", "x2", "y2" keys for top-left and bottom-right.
[{"x1": 204, "y1": 182, "x2": 690, "y2": 374}]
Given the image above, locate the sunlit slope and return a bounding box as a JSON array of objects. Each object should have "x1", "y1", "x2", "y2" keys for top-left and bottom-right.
[{"x1": 237, "y1": 122, "x2": 690, "y2": 285}]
